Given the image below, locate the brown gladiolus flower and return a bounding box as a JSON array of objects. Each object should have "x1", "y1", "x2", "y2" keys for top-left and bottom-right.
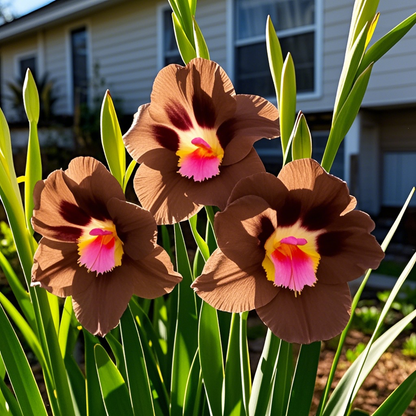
[
  {"x1": 192, "y1": 159, "x2": 384, "y2": 344},
  {"x1": 31, "y1": 157, "x2": 182, "y2": 336},
  {"x1": 123, "y1": 57, "x2": 280, "y2": 224}
]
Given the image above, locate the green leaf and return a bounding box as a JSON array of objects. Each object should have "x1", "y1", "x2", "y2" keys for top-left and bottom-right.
[
  {"x1": 0, "y1": 304, "x2": 47, "y2": 416},
  {"x1": 169, "y1": 0, "x2": 194, "y2": 43},
  {"x1": 198, "y1": 302, "x2": 224, "y2": 415},
  {"x1": 249, "y1": 330, "x2": 281, "y2": 416},
  {"x1": 122, "y1": 159, "x2": 136, "y2": 192},
  {"x1": 0, "y1": 251, "x2": 35, "y2": 329},
  {"x1": 372, "y1": 370, "x2": 416, "y2": 416},
  {"x1": 100, "y1": 90, "x2": 125, "y2": 187},
  {"x1": 0, "y1": 373, "x2": 22, "y2": 416},
  {"x1": 106, "y1": 332, "x2": 127, "y2": 381},
  {"x1": 317, "y1": 187, "x2": 415, "y2": 415},
  {"x1": 321, "y1": 63, "x2": 373, "y2": 172},
  {"x1": 279, "y1": 53, "x2": 297, "y2": 156},
  {"x1": 333, "y1": 23, "x2": 368, "y2": 122},
  {"x1": 129, "y1": 298, "x2": 170, "y2": 415},
  {"x1": 23, "y1": 69, "x2": 40, "y2": 123},
  {"x1": 171, "y1": 223, "x2": 198, "y2": 416},
  {"x1": 323, "y1": 302, "x2": 416, "y2": 415},
  {"x1": 223, "y1": 313, "x2": 245, "y2": 416},
  {"x1": 182, "y1": 349, "x2": 203, "y2": 416},
  {"x1": 350, "y1": 410, "x2": 370, "y2": 416},
  {"x1": 94, "y1": 344, "x2": 134, "y2": 416},
  {"x1": 266, "y1": 16, "x2": 283, "y2": 107},
  {"x1": 120, "y1": 306, "x2": 155, "y2": 416},
  {"x1": 269, "y1": 340, "x2": 294, "y2": 416},
  {"x1": 346, "y1": 0, "x2": 379, "y2": 52},
  {"x1": 358, "y1": 12, "x2": 416, "y2": 75},
  {"x1": 84, "y1": 331, "x2": 106, "y2": 416},
  {"x1": 172, "y1": 12, "x2": 196, "y2": 64},
  {"x1": 291, "y1": 111, "x2": 312, "y2": 160},
  {"x1": 192, "y1": 17, "x2": 209, "y2": 60},
  {"x1": 240, "y1": 311, "x2": 251, "y2": 410},
  {"x1": 64, "y1": 354, "x2": 87, "y2": 416},
  {"x1": 0, "y1": 292, "x2": 45, "y2": 369},
  {"x1": 24, "y1": 122, "x2": 41, "y2": 234},
  {"x1": 189, "y1": 214, "x2": 210, "y2": 262},
  {"x1": 285, "y1": 342, "x2": 321, "y2": 416}
]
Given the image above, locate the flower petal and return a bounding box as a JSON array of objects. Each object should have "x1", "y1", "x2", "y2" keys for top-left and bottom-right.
[
  {"x1": 277, "y1": 159, "x2": 353, "y2": 230},
  {"x1": 316, "y1": 210, "x2": 384, "y2": 284},
  {"x1": 133, "y1": 150, "x2": 202, "y2": 224},
  {"x1": 71, "y1": 265, "x2": 134, "y2": 337},
  {"x1": 227, "y1": 171, "x2": 289, "y2": 211},
  {"x1": 64, "y1": 157, "x2": 125, "y2": 221},
  {"x1": 129, "y1": 245, "x2": 182, "y2": 298},
  {"x1": 106, "y1": 198, "x2": 157, "y2": 260},
  {"x1": 256, "y1": 282, "x2": 351, "y2": 344},
  {"x1": 192, "y1": 249, "x2": 278, "y2": 312},
  {"x1": 186, "y1": 148, "x2": 267, "y2": 210},
  {"x1": 149, "y1": 58, "x2": 236, "y2": 130},
  {"x1": 214, "y1": 195, "x2": 277, "y2": 269},
  {"x1": 32, "y1": 170, "x2": 89, "y2": 242},
  {"x1": 219, "y1": 94, "x2": 280, "y2": 166},
  {"x1": 31, "y1": 238, "x2": 78, "y2": 297}
]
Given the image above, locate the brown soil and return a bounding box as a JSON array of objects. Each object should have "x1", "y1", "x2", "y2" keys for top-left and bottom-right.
[
  {"x1": 248, "y1": 324, "x2": 416, "y2": 416},
  {"x1": 312, "y1": 329, "x2": 416, "y2": 415}
]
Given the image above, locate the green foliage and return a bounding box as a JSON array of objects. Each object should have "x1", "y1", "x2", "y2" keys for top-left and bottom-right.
[
  {"x1": 346, "y1": 342, "x2": 366, "y2": 363},
  {"x1": 0, "y1": 221, "x2": 16, "y2": 258},
  {"x1": 402, "y1": 333, "x2": 416, "y2": 357}
]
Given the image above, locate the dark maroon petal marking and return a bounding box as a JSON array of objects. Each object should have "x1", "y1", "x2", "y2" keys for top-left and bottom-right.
[
  {"x1": 257, "y1": 215, "x2": 275, "y2": 247},
  {"x1": 192, "y1": 91, "x2": 216, "y2": 129},
  {"x1": 216, "y1": 118, "x2": 236, "y2": 150},
  {"x1": 60, "y1": 201, "x2": 91, "y2": 226},
  {"x1": 317, "y1": 231, "x2": 351, "y2": 257},
  {"x1": 153, "y1": 125, "x2": 180, "y2": 152},
  {"x1": 166, "y1": 103, "x2": 193, "y2": 131},
  {"x1": 277, "y1": 195, "x2": 301, "y2": 227},
  {"x1": 302, "y1": 204, "x2": 336, "y2": 231}
]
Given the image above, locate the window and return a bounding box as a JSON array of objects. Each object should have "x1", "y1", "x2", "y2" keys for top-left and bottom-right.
[
  {"x1": 71, "y1": 27, "x2": 89, "y2": 109},
  {"x1": 234, "y1": 0, "x2": 316, "y2": 97},
  {"x1": 19, "y1": 55, "x2": 37, "y2": 81},
  {"x1": 162, "y1": 8, "x2": 182, "y2": 66}
]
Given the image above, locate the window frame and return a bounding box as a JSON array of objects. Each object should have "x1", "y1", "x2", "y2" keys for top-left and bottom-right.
[
  {"x1": 65, "y1": 21, "x2": 92, "y2": 113},
  {"x1": 14, "y1": 51, "x2": 38, "y2": 82},
  {"x1": 227, "y1": 0, "x2": 322, "y2": 102},
  {"x1": 157, "y1": 3, "x2": 182, "y2": 70}
]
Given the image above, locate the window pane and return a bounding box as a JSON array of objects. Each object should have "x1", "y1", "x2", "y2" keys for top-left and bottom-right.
[
  {"x1": 236, "y1": 0, "x2": 314, "y2": 40},
  {"x1": 71, "y1": 27, "x2": 88, "y2": 108},
  {"x1": 163, "y1": 9, "x2": 182, "y2": 66},
  {"x1": 19, "y1": 56, "x2": 37, "y2": 81},
  {"x1": 235, "y1": 32, "x2": 314, "y2": 96}
]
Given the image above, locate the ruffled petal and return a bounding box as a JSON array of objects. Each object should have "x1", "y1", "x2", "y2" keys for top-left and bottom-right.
[
  {"x1": 71, "y1": 264, "x2": 134, "y2": 336},
  {"x1": 149, "y1": 58, "x2": 236, "y2": 130},
  {"x1": 129, "y1": 245, "x2": 182, "y2": 298},
  {"x1": 192, "y1": 249, "x2": 278, "y2": 312},
  {"x1": 227, "y1": 171, "x2": 289, "y2": 211},
  {"x1": 220, "y1": 94, "x2": 280, "y2": 166},
  {"x1": 31, "y1": 238, "x2": 78, "y2": 297},
  {"x1": 106, "y1": 198, "x2": 157, "y2": 260},
  {"x1": 32, "y1": 170, "x2": 90, "y2": 242},
  {"x1": 277, "y1": 159, "x2": 353, "y2": 230},
  {"x1": 256, "y1": 282, "x2": 351, "y2": 344},
  {"x1": 316, "y1": 210, "x2": 384, "y2": 284},
  {"x1": 186, "y1": 148, "x2": 267, "y2": 210},
  {"x1": 214, "y1": 195, "x2": 277, "y2": 269},
  {"x1": 64, "y1": 157, "x2": 125, "y2": 221},
  {"x1": 133, "y1": 150, "x2": 202, "y2": 224}
]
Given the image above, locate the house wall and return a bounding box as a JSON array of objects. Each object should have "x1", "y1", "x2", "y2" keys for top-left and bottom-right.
[{"x1": 0, "y1": 0, "x2": 414, "y2": 122}]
